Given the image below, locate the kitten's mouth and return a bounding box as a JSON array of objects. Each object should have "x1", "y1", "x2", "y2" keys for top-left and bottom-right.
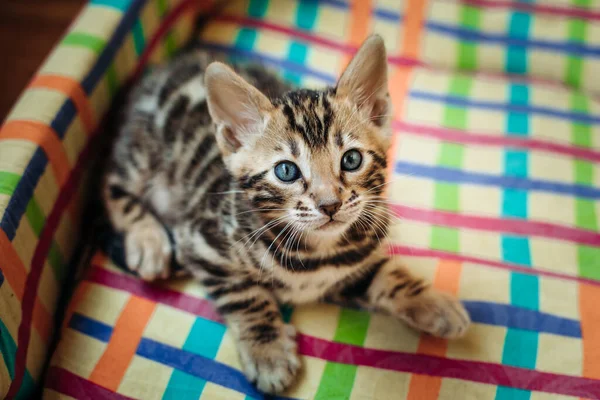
[{"x1": 317, "y1": 219, "x2": 344, "y2": 230}]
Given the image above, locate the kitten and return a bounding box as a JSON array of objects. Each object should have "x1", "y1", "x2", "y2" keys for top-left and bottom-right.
[{"x1": 103, "y1": 35, "x2": 470, "y2": 394}]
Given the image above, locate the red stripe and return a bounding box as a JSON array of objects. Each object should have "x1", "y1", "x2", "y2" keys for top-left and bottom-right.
[
  {"x1": 45, "y1": 366, "x2": 134, "y2": 400},
  {"x1": 391, "y1": 204, "x2": 600, "y2": 247},
  {"x1": 88, "y1": 267, "x2": 223, "y2": 322},
  {"x1": 457, "y1": 0, "x2": 600, "y2": 22},
  {"x1": 389, "y1": 245, "x2": 600, "y2": 287},
  {"x1": 86, "y1": 265, "x2": 600, "y2": 398},
  {"x1": 394, "y1": 121, "x2": 600, "y2": 163},
  {"x1": 297, "y1": 335, "x2": 600, "y2": 398},
  {"x1": 6, "y1": 1, "x2": 198, "y2": 395}
]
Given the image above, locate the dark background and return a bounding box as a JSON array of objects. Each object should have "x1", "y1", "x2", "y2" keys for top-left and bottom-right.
[{"x1": 0, "y1": 0, "x2": 86, "y2": 122}]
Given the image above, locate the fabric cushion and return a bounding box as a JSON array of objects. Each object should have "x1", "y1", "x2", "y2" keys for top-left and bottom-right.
[
  {"x1": 0, "y1": 0, "x2": 197, "y2": 397},
  {"x1": 44, "y1": 0, "x2": 600, "y2": 399}
]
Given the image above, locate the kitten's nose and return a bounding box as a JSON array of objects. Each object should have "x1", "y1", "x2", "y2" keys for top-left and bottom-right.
[{"x1": 319, "y1": 201, "x2": 342, "y2": 218}]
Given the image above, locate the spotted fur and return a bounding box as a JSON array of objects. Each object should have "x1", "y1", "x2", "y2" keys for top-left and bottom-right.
[{"x1": 102, "y1": 36, "x2": 470, "y2": 395}]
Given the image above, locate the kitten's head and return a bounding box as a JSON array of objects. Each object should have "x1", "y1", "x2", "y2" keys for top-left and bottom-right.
[{"x1": 205, "y1": 35, "x2": 391, "y2": 239}]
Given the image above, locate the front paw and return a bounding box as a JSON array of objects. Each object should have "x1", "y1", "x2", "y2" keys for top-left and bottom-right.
[
  {"x1": 125, "y1": 218, "x2": 172, "y2": 281},
  {"x1": 398, "y1": 290, "x2": 470, "y2": 339},
  {"x1": 237, "y1": 324, "x2": 301, "y2": 394}
]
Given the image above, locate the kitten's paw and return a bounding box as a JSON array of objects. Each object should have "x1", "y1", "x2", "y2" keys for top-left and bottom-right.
[
  {"x1": 238, "y1": 324, "x2": 301, "y2": 394},
  {"x1": 398, "y1": 290, "x2": 470, "y2": 339},
  {"x1": 125, "y1": 218, "x2": 172, "y2": 281}
]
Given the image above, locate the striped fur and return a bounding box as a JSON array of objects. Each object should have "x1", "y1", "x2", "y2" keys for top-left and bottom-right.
[{"x1": 102, "y1": 36, "x2": 469, "y2": 394}]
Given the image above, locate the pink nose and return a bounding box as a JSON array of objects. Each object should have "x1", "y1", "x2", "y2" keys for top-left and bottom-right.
[{"x1": 319, "y1": 201, "x2": 342, "y2": 217}]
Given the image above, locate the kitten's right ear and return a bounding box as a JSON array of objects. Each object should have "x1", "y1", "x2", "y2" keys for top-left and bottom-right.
[{"x1": 205, "y1": 62, "x2": 273, "y2": 155}]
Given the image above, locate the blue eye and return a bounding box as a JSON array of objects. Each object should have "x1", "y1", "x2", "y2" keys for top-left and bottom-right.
[
  {"x1": 341, "y1": 149, "x2": 362, "y2": 171},
  {"x1": 274, "y1": 161, "x2": 301, "y2": 182}
]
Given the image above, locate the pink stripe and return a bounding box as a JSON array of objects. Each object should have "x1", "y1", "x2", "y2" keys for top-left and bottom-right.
[
  {"x1": 394, "y1": 121, "x2": 600, "y2": 163},
  {"x1": 212, "y1": 13, "x2": 596, "y2": 96},
  {"x1": 389, "y1": 245, "x2": 600, "y2": 287},
  {"x1": 45, "y1": 366, "x2": 134, "y2": 400},
  {"x1": 456, "y1": 0, "x2": 600, "y2": 22},
  {"x1": 88, "y1": 267, "x2": 223, "y2": 322},
  {"x1": 87, "y1": 265, "x2": 600, "y2": 398},
  {"x1": 298, "y1": 335, "x2": 600, "y2": 398},
  {"x1": 391, "y1": 204, "x2": 600, "y2": 247}
]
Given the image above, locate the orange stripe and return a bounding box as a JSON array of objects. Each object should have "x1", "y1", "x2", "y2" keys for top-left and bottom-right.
[
  {"x1": 340, "y1": 0, "x2": 373, "y2": 69},
  {"x1": 387, "y1": 0, "x2": 428, "y2": 178},
  {"x1": 0, "y1": 230, "x2": 27, "y2": 300},
  {"x1": 28, "y1": 75, "x2": 96, "y2": 135},
  {"x1": 89, "y1": 295, "x2": 156, "y2": 391},
  {"x1": 407, "y1": 259, "x2": 462, "y2": 400},
  {"x1": 579, "y1": 282, "x2": 600, "y2": 400},
  {"x1": 0, "y1": 230, "x2": 54, "y2": 341},
  {"x1": 0, "y1": 120, "x2": 71, "y2": 188}
]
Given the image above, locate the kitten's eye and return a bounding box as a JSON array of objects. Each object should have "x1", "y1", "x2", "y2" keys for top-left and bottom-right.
[
  {"x1": 341, "y1": 149, "x2": 363, "y2": 171},
  {"x1": 274, "y1": 161, "x2": 301, "y2": 182}
]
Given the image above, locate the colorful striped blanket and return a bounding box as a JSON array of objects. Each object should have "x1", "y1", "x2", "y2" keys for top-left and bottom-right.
[{"x1": 1, "y1": 0, "x2": 600, "y2": 399}]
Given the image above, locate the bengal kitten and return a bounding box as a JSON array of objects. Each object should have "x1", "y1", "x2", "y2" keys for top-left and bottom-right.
[{"x1": 103, "y1": 35, "x2": 470, "y2": 394}]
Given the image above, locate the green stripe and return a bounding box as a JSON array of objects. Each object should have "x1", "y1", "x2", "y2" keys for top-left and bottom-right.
[
  {"x1": 314, "y1": 309, "x2": 370, "y2": 399},
  {"x1": 0, "y1": 171, "x2": 20, "y2": 196},
  {"x1": 25, "y1": 198, "x2": 65, "y2": 282},
  {"x1": 457, "y1": 5, "x2": 481, "y2": 70},
  {"x1": 571, "y1": 93, "x2": 600, "y2": 280},
  {"x1": 156, "y1": 0, "x2": 176, "y2": 57},
  {"x1": 564, "y1": 0, "x2": 589, "y2": 88},
  {"x1": 62, "y1": 32, "x2": 106, "y2": 54},
  {"x1": 132, "y1": 19, "x2": 146, "y2": 56},
  {"x1": 105, "y1": 64, "x2": 119, "y2": 99},
  {"x1": 431, "y1": 76, "x2": 471, "y2": 248}
]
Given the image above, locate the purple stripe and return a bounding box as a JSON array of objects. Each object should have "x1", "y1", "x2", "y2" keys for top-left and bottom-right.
[
  {"x1": 45, "y1": 366, "x2": 134, "y2": 399},
  {"x1": 389, "y1": 245, "x2": 600, "y2": 287},
  {"x1": 394, "y1": 121, "x2": 600, "y2": 163},
  {"x1": 391, "y1": 204, "x2": 600, "y2": 247},
  {"x1": 298, "y1": 335, "x2": 600, "y2": 398}
]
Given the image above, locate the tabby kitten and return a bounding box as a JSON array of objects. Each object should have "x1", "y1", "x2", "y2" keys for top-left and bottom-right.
[{"x1": 103, "y1": 35, "x2": 470, "y2": 394}]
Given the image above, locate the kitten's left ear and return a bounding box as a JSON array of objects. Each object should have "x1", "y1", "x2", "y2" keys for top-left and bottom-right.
[{"x1": 336, "y1": 34, "x2": 390, "y2": 128}]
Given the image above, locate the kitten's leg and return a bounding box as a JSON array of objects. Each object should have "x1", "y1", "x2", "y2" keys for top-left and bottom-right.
[
  {"x1": 103, "y1": 174, "x2": 172, "y2": 281},
  {"x1": 181, "y1": 256, "x2": 300, "y2": 394},
  {"x1": 334, "y1": 257, "x2": 470, "y2": 339}
]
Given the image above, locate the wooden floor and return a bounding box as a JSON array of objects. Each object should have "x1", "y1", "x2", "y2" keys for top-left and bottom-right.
[{"x1": 0, "y1": 0, "x2": 86, "y2": 122}]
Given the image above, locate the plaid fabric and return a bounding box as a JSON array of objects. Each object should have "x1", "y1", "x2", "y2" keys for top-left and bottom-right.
[
  {"x1": 0, "y1": 0, "x2": 596, "y2": 398},
  {"x1": 0, "y1": 0, "x2": 198, "y2": 397}
]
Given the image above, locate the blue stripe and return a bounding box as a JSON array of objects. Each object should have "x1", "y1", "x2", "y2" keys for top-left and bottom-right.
[
  {"x1": 505, "y1": 12, "x2": 531, "y2": 74},
  {"x1": 90, "y1": 0, "x2": 133, "y2": 11},
  {"x1": 1, "y1": 0, "x2": 147, "y2": 241},
  {"x1": 464, "y1": 301, "x2": 580, "y2": 338},
  {"x1": 284, "y1": 1, "x2": 318, "y2": 85},
  {"x1": 0, "y1": 268, "x2": 4, "y2": 287},
  {"x1": 163, "y1": 318, "x2": 226, "y2": 399},
  {"x1": 1, "y1": 150, "x2": 47, "y2": 240},
  {"x1": 496, "y1": 82, "x2": 536, "y2": 400},
  {"x1": 132, "y1": 18, "x2": 146, "y2": 56},
  {"x1": 394, "y1": 162, "x2": 600, "y2": 200},
  {"x1": 373, "y1": 8, "x2": 402, "y2": 21},
  {"x1": 70, "y1": 313, "x2": 295, "y2": 400},
  {"x1": 427, "y1": 21, "x2": 600, "y2": 58},
  {"x1": 410, "y1": 91, "x2": 600, "y2": 125}
]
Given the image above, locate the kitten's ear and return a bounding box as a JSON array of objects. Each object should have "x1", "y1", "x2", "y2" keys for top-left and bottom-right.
[
  {"x1": 205, "y1": 62, "x2": 273, "y2": 155},
  {"x1": 336, "y1": 35, "x2": 390, "y2": 127}
]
